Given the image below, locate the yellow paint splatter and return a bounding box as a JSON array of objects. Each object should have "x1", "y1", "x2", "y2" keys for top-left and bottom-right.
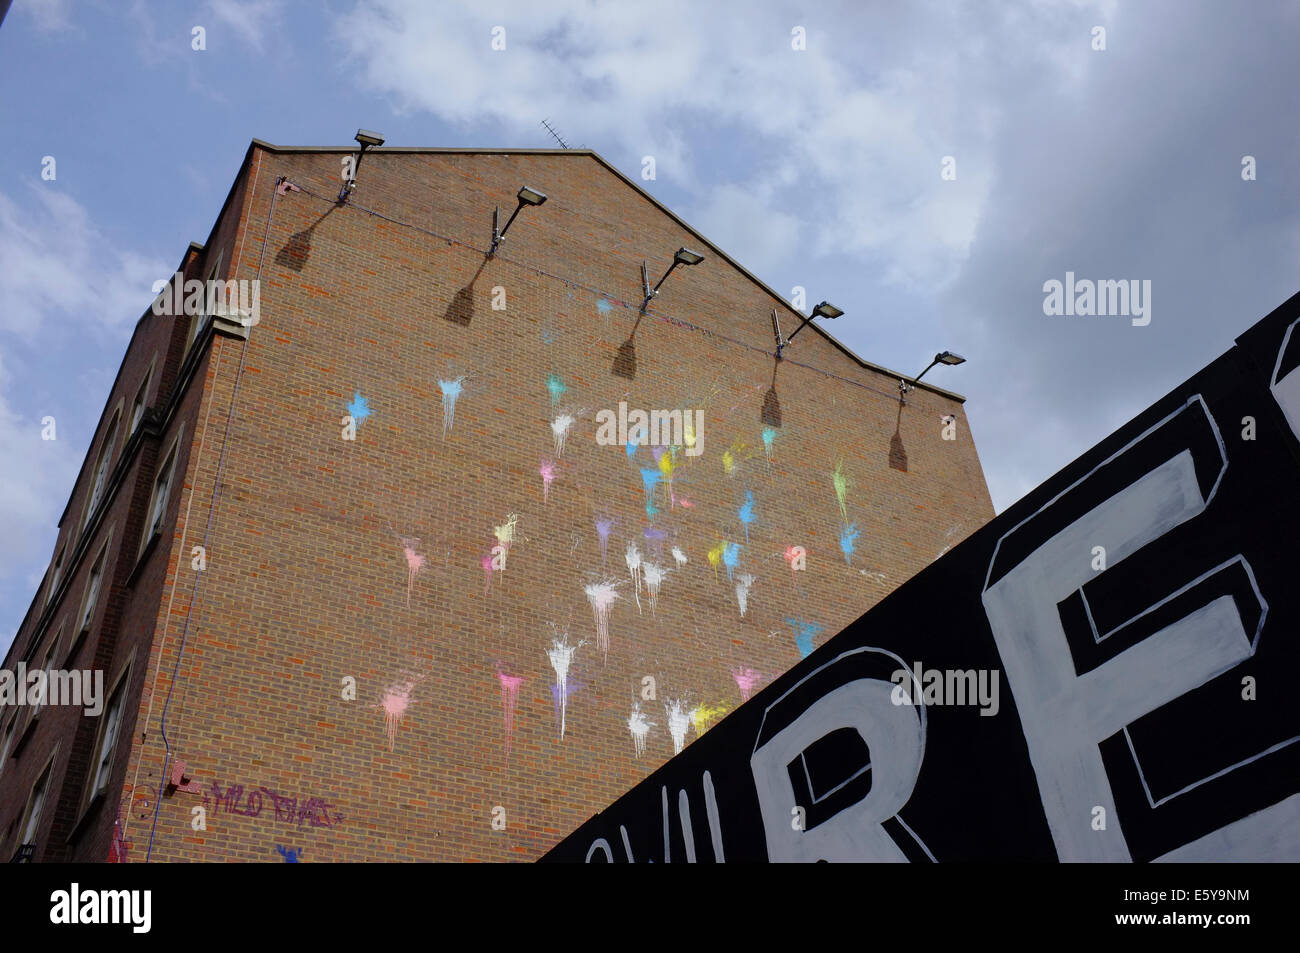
[
  {"x1": 494, "y1": 513, "x2": 519, "y2": 548},
  {"x1": 723, "y1": 438, "x2": 749, "y2": 476},
  {"x1": 832, "y1": 459, "x2": 851, "y2": 521},
  {"x1": 690, "y1": 703, "x2": 728, "y2": 736},
  {"x1": 706, "y1": 541, "x2": 725, "y2": 579}
]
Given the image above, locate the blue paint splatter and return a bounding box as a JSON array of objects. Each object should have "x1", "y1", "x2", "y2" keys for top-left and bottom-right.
[
  {"x1": 722, "y1": 542, "x2": 741, "y2": 580},
  {"x1": 438, "y1": 378, "x2": 465, "y2": 436},
  {"x1": 625, "y1": 440, "x2": 638, "y2": 461},
  {"x1": 640, "y1": 467, "x2": 661, "y2": 519},
  {"x1": 346, "y1": 392, "x2": 371, "y2": 425},
  {"x1": 546, "y1": 374, "x2": 567, "y2": 406},
  {"x1": 761, "y1": 426, "x2": 777, "y2": 456},
  {"x1": 596, "y1": 297, "x2": 614, "y2": 315},
  {"x1": 786, "y1": 618, "x2": 824, "y2": 659},
  {"x1": 738, "y1": 491, "x2": 757, "y2": 543},
  {"x1": 551, "y1": 678, "x2": 585, "y2": 720},
  {"x1": 839, "y1": 523, "x2": 860, "y2": 564},
  {"x1": 275, "y1": 845, "x2": 302, "y2": 863}
]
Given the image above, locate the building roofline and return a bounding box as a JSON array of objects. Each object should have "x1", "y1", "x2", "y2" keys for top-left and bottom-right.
[{"x1": 247, "y1": 139, "x2": 967, "y2": 403}]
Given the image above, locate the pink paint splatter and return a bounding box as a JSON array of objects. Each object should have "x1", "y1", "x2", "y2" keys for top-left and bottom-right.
[
  {"x1": 731, "y1": 667, "x2": 765, "y2": 701},
  {"x1": 401, "y1": 538, "x2": 426, "y2": 607},
  {"x1": 494, "y1": 668, "x2": 524, "y2": 754},
  {"x1": 481, "y1": 553, "x2": 495, "y2": 595},
  {"x1": 539, "y1": 459, "x2": 556, "y2": 502},
  {"x1": 380, "y1": 678, "x2": 419, "y2": 751}
]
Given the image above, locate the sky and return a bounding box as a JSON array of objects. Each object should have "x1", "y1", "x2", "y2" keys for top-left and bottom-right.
[{"x1": 1, "y1": 0, "x2": 1297, "y2": 655}]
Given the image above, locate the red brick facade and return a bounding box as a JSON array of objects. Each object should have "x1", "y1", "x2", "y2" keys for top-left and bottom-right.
[{"x1": 0, "y1": 142, "x2": 993, "y2": 862}]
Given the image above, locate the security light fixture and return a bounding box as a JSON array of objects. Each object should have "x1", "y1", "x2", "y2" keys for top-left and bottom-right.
[
  {"x1": 900, "y1": 350, "x2": 968, "y2": 403},
  {"x1": 777, "y1": 300, "x2": 843, "y2": 357},
  {"x1": 490, "y1": 185, "x2": 549, "y2": 256},
  {"x1": 338, "y1": 128, "x2": 386, "y2": 204},
  {"x1": 640, "y1": 247, "x2": 705, "y2": 312}
]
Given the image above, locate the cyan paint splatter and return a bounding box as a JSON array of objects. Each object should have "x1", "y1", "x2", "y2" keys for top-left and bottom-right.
[
  {"x1": 596, "y1": 297, "x2": 614, "y2": 316},
  {"x1": 738, "y1": 491, "x2": 757, "y2": 543},
  {"x1": 786, "y1": 618, "x2": 824, "y2": 659},
  {"x1": 839, "y1": 523, "x2": 860, "y2": 564},
  {"x1": 722, "y1": 541, "x2": 741, "y2": 580},
  {"x1": 546, "y1": 373, "x2": 567, "y2": 407},
  {"x1": 438, "y1": 377, "x2": 465, "y2": 437},
  {"x1": 625, "y1": 440, "x2": 638, "y2": 461},
  {"x1": 640, "y1": 467, "x2": 661, "y2": 519},
  {"x1": 346, "y1": 392, "x2": 371, "y2": 425},
  {"x1": 761, "y1": 426, "x2": 777, "y2": 458}
]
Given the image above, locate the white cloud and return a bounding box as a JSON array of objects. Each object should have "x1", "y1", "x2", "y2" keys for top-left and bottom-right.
[
  {"x1": 0, "y1": 351, "x2": 82, "y2": 658},
  {"x1": 207, "y1": 0, "x2": 283, "y2": 53},
  {"x1": 18, "y1": 0, "x2": 73, "y2": 32},
  {"x1": 0, "y1": 187, "x2": 168, "y2": 342},
  {"x1": 331, "y1": 1, "x2": 1108, "y2": 292}
]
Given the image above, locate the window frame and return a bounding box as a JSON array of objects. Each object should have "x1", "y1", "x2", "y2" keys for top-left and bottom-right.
[
  {"x1": 79, "y1": 655, "x2": 134, "y2": 818},
  {"x1": 81, "y1": 405, "x2": 123, "y2": 533},
  {"x1": 139, "y1": 425, "x2": 183, "y2": 560},
  {"x1": 185, "y1": 251, "x2": 223, "y2": 355},
  {"x1": 77, "y1": 532, "x2": 113, "y2": 637},
  {"x1": 129, "y1": 356, "x2": 157, "y2": 437},
  {"x1": 46, "y1": 541, "x2": 65, "y2": 606},
  {"x1": 16, "y1": 746, "x2": 58, "y2": 858}
]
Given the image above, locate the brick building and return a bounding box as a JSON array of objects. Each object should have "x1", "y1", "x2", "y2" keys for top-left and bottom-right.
[{"x1": 0, "y1": 139, "x2": 994, "y2": 862}]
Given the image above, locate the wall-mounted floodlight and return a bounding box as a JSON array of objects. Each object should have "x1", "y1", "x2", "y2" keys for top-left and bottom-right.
[
  {"x1": 640, "y1": 247, "x2": 705, "y2": 312},
  {"x1": 490, "y1": 186, "x2": 549, "y2": 257},
  {"x1": 338, "y1": 129, "x2": 386, "y2": 204},
  {"x1": 900, "y1": 350, "x2": 967, "y2": 402},
  {"x1": 776, "y1": 300, "x2": 843, "y2": 357}
]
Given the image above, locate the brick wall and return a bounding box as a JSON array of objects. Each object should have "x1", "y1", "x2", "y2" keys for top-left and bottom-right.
[{"x1": 12, "y1": 143, "x2": 994, "y2": 863}]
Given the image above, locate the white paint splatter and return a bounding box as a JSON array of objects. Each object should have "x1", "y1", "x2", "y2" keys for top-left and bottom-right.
[
  {"x1": 583, "y1": 579, "x2": 621, "y2": 661},
  {"x1": 625, "y1": 542, "x2": 643, "y2": 613},
  {"x1": 665, "y1": 699, "x2": 691, "y2": 755},
  {"x1": 735, "y1": 573, "x2": 756, "y2": 618},
  {"x1": 642, "y1": 562, "x2": 668, "y2": 614},
  {"x1": 627, "y1": 704, "x2": 653, "y2": 757},
  {"x1": 671, "y1": 546, "x2": 687, "y2": 567},
  {"x1": 551, "y1": 413, "x2": 576, "y2": 458},
  {"x1": 546, "y1": 636, "x2": 582, "y2": 740}
]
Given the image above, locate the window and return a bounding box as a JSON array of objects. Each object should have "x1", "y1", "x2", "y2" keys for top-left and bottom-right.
[
  {"x1": 0, "y1": 719, "x2": 14, "y2": 781},
  {"x1": 83, "y1": 412, "x2": 121, "y2": 531},
  {"x1": 79, "y1": 546, "x2": 107, "y2": 634},
  {"x1": 89, "y1": 679, "x2": 126, "y2": 799},
  {"x1": 29, "y1": 636, "x2": 59, "y2": 720},
  {"x1": 129, "y1": 365, "x2": 153, "y2": 436},
  {"x1": 142, "y1": 430, "x2": 181, "y2": 552},
  {"x1": 46, "y1": 543, "x2": 65, "y2": 606},
  {"x1": 186, "y1": 252, "x2": 222, "y2": 353},
  {"x1": 18, "y1": 758, "x2": 53, "y2": 853}
]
